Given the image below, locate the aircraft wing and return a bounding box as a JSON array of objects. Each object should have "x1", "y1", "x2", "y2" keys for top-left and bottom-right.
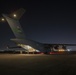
[{"x1": 44, "y1": 44, "x2": 76, "y2": 46}]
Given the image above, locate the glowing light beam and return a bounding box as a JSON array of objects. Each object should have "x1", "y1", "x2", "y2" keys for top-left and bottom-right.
[{"x1": 13, "y1": 14, "x2": 17, "y2": 17}]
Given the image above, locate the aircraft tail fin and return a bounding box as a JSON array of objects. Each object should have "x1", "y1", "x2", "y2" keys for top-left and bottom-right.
[{"x1": 2, "y1": 8, "x2": 26, "y2": 39}]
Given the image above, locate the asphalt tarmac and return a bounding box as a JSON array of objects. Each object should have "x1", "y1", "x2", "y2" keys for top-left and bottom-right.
[{"x1": 0, "y1": 54, "x2": 76, "y2": 75}]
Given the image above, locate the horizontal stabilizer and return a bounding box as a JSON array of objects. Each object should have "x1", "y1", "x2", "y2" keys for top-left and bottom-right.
[{"x1": 10, "y1": 8, "x2": 26, "y2": 20}]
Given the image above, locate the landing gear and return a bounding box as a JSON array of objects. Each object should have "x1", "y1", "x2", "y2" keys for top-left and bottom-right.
[{"x1": 20, "y1": 51, "x2": 22, "y2": 54}]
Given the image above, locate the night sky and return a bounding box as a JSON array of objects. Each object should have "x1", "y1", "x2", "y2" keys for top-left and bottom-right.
[{"x1": 0, "y1": 0, "x2": 76, "y2": 49}]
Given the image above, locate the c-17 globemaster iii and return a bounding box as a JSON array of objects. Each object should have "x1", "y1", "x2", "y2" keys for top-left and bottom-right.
[{"x1": 1, "y1": 8, "x2": 76, "y2": 54}]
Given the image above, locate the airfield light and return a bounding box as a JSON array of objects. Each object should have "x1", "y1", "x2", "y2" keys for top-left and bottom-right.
[
  {"x1": 67, "y1": 49, "x2": 71, "y2": 51},
  {"x1": 13, "y1": 14, "x2": 17, "y2": 17},
  {"x1": 1, "y1": 18, "x2": 5, "y2": 21},
  {"x1": 59, "y1": 49, "x2": 65, "y2": 52}
]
